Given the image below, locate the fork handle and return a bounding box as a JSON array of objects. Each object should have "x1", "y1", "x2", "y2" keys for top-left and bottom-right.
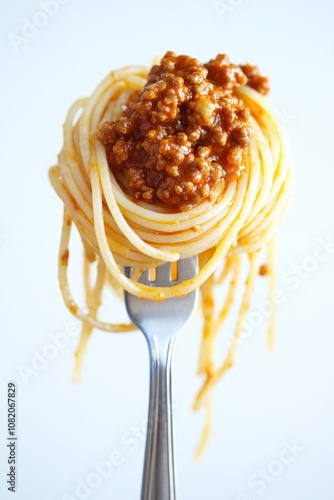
[{"x1": 141, "y1": 334, "x2": 177, "y2": 500}]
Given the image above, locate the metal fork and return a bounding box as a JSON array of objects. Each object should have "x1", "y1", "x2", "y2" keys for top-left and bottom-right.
[{"x1": 124, "y1": 257, "x2": 198, "y2": 500}]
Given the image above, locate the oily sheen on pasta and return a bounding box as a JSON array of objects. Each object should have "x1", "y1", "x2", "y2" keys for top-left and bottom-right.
[{"x1": 49, "y1": 52, "x2": 293, "y2": 452}]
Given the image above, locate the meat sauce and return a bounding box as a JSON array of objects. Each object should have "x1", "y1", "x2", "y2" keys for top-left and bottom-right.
[{"x1": 98, "y1": 52, "x2": 269, "y2": 211}]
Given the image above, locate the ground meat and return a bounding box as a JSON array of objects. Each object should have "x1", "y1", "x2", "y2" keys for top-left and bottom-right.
[
  {"x1": 98, "y1": 52, "x2": 269, "y2": 211},
  {"x1": 240, "y1": 63, "x2": 270, "y2": 96},
  {"x1": 259, "y1": 264, "x2": 268, "y2": 276}
]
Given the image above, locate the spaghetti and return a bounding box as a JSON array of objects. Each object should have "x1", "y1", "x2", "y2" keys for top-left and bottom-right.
[{"x1": 49, "y1": 52, "x2": 293, "y2": 449}]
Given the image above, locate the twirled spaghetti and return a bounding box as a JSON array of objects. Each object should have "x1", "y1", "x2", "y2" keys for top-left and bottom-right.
[{"x1": 49, "y1": 52, "x2": 293, "y2": 451}]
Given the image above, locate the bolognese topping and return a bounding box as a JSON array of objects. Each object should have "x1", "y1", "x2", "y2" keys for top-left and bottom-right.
[
  {"x1": 239, "y1": 63, "x2": 270, "y2": 96},
  {"x1": 98, "y1": 51, "x2": 269, "y2": 210}
]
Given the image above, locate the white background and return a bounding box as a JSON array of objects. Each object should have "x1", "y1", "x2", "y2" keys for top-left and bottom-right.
[{"x1": 1, "y1": 0, "x2": 334, "y2": 499}]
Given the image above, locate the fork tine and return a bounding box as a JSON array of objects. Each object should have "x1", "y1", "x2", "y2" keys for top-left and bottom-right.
[
  {"x1": 154, "y1": 263, "x2": 172, "y2": 286},
  {"x1": 125, "y1": 256, "x2": 198, "y2": 287},
  {"x1": 177, "y1": 256, "x2": 198, "y2": 282}
]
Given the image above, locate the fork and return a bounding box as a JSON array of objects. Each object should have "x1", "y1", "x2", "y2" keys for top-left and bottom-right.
[{"x1": 124, "y1": 257, "x2": 198, "y2": 500}]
